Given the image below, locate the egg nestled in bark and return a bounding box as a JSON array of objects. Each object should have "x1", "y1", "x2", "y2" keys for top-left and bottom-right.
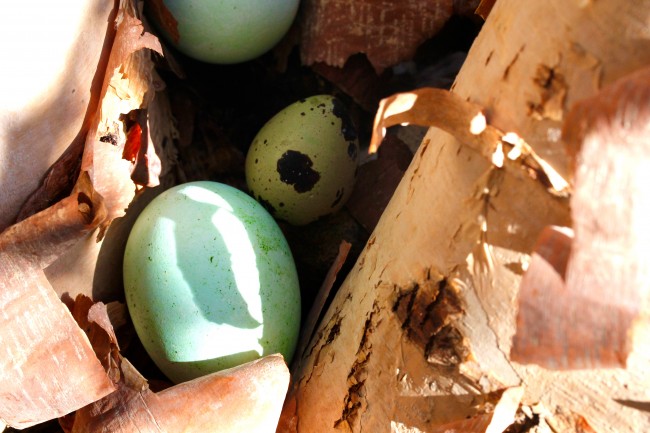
[
  {"x1": 245, "y1": 95, "x2": 360, "y2": 226},
  {"x1": 123, "y1": 181, "x2": 301, "y2": 383}
]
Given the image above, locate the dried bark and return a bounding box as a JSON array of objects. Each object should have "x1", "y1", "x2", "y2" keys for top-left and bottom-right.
[
  {"x1": 513, "y1": 67, "x2": 650, "y2": 369},
  {"x1": 0, "y1": 0, "x2": 116, "y2": 231},
  {"x1": 280, "y1": 1, "x2": 650, "y2": 432},
  {"x1": 300, "y1": 0, "x2": 455, "y2": 73},
  {"x1": 61, "y1": 296, "x2": 290, "y2": 433},
  {"x1": 0, "y1": 177, "x2": 114, "y2": 429},
  {"x1": 0, "y1": 0, "x2": 166, "y2": 428}
]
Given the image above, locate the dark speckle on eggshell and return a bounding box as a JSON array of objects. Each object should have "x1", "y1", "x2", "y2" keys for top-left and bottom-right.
[
  {"x1": 331, "y1": 98, "x2": 358, "y2": 142},
  {"x1": 331, "y1": 188, "x2": 345, "y2": 208},
  {"x1": 277, "y1": 150, "x2": 321, "y2": 193}
]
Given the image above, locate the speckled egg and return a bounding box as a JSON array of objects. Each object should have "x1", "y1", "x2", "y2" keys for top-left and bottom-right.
[
  {"x1": 147, "y1": 0, "x2": 299, "y2": 64},
  {"x1": 123, "y1": 181, "x2": 301, "y2": 383},
  {"x1": 245, "y1": 95, "x2": 359, "y2": 225}
]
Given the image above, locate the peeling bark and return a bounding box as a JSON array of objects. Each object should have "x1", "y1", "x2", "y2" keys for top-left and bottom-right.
[{"x1": 281, "y1": 1, "x2": 650, "y2": 432}]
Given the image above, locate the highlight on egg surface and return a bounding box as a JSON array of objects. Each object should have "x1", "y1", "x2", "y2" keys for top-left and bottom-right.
[
  {"x1": 123, "y1": 181, "x2": 301, "y2": 383},
  {"x1": 245, "y1": 95, "x2": 360, "y2": 226},
  {"x1": 146, "y1": 0, "x2": 300, "y2": 64}
]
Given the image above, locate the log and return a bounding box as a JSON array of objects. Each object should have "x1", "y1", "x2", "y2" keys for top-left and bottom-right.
[{"x1": 280, "y1": 1, "x2": 650, "y2": 432}]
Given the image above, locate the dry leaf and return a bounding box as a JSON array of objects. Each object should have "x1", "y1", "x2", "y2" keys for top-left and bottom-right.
[
  {"x1": 512, "y1": 67, "x2": 650, "y2": 369},
  {"x1": 300, "y1": 0, "x2": 454, "y2": 73}
]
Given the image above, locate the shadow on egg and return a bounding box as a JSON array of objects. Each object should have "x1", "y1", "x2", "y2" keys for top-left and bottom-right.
[
  {"x1": 168, "y1": 191, "x2": 288, "y2": 367},
  {"x1": 170, "y1": 196, "x2": 261, "y2": 331}
]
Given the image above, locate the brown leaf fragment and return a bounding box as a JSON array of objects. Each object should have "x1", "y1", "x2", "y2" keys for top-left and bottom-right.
[
  {"x1": 67, "y1": 295, "x2": 122, "y2": 383},
  {"x1": 296, "y1": 240, "x2": 352, "y2": 365},
  {"x1": 277, "y1": 241, "x2": 352, "y2": 433},
  {"x1": 144, "y1": 0, "x2": 180, "y2": 44},
  {"x1": 454, "y1": 0, "x2": 483, "y2": 17},
  {"x1": 512, "y1": 67, "x2": 650, "y2": 369},
  {"x1": 300, "y1": 0, "x2": 454, "y2": 73}
]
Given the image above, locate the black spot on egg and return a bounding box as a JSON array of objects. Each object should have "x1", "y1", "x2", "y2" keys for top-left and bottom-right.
[
  {"x1": 277, "y1": 150, "x2": 320, "y2": 193},
  {"x1": 331, "y1": 97, "x2": 358, "y2": 142},
  {"x1": 331, "y1": 188, "x2": 345, "y2": 208}
]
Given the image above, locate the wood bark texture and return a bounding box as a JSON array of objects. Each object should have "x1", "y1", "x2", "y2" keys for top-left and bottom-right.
[
  {"x1": 0, "y1": 0, "x2": 115, "y2": 232},
  {"x1": 280, "y1": 1, "x2": 650, "y2": 432}
]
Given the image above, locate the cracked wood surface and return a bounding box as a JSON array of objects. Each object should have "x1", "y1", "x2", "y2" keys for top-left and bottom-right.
[{"x1": 279, "y1": 0, "x2": 650, "y2": 432}]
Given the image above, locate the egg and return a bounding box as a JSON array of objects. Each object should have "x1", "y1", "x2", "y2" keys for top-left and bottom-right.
[
  {"x1": 123, "y1": 181, "x2": 301, "y2": 383},
  {"x1": 245, "y1": 95, "x2": 359, "y2": 225},
  {"x1": 147, "y1": 0, "x2": 299, "y2": 64}
]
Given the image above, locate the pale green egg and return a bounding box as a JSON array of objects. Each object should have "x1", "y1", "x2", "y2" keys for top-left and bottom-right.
[
  {"x1": 148, "y1": 0, "x2": 300, "y2": 64},
  {"x1": 245, "y1": 95, "x2": 360, "y2": 225},
  {"x1": 123, "y1": 181, "x2": 301, "y2": 383}
]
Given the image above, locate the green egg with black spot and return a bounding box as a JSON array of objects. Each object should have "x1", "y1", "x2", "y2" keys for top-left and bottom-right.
[{"x1": 245, "y1": 95, "x2": 360, "y2": 225}]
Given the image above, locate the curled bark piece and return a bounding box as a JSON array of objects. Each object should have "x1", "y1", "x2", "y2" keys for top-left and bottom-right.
[
  {"x1": 63, "y1": 295, "x2": 290, "y2": 433},
  {"x1": 81, "y1": 3, "x2": 163, "y2": 233},
  {"x1": 512, "y1": 67, "x2": 650, "y2": 369},
  {"x1": 0, "y1": 186, "x2": 113, "y2": 428},
  {"x1": 370, "y1": 88, "x2": 570, "y2": 195},
  {"x1": 65, "y1": 355, "x2": 290, "y2": 433},
  {"x1": 0, "y1": 172, "x2": 106, "y2": 269},
  {"x1": 0, "y1": 0, "x2": 116, "y2": 231}
]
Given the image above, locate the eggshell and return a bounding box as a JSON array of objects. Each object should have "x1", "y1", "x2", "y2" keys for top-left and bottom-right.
[
  {"x1": 245, "y1": 95, "x2": 359, "y2": 225},
  {"x1": 123, "y1": 181, "x2": 301, "y2": 383},
  {"x1": 148, "y1": 0, "x2": 299, "y2": 64}
]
